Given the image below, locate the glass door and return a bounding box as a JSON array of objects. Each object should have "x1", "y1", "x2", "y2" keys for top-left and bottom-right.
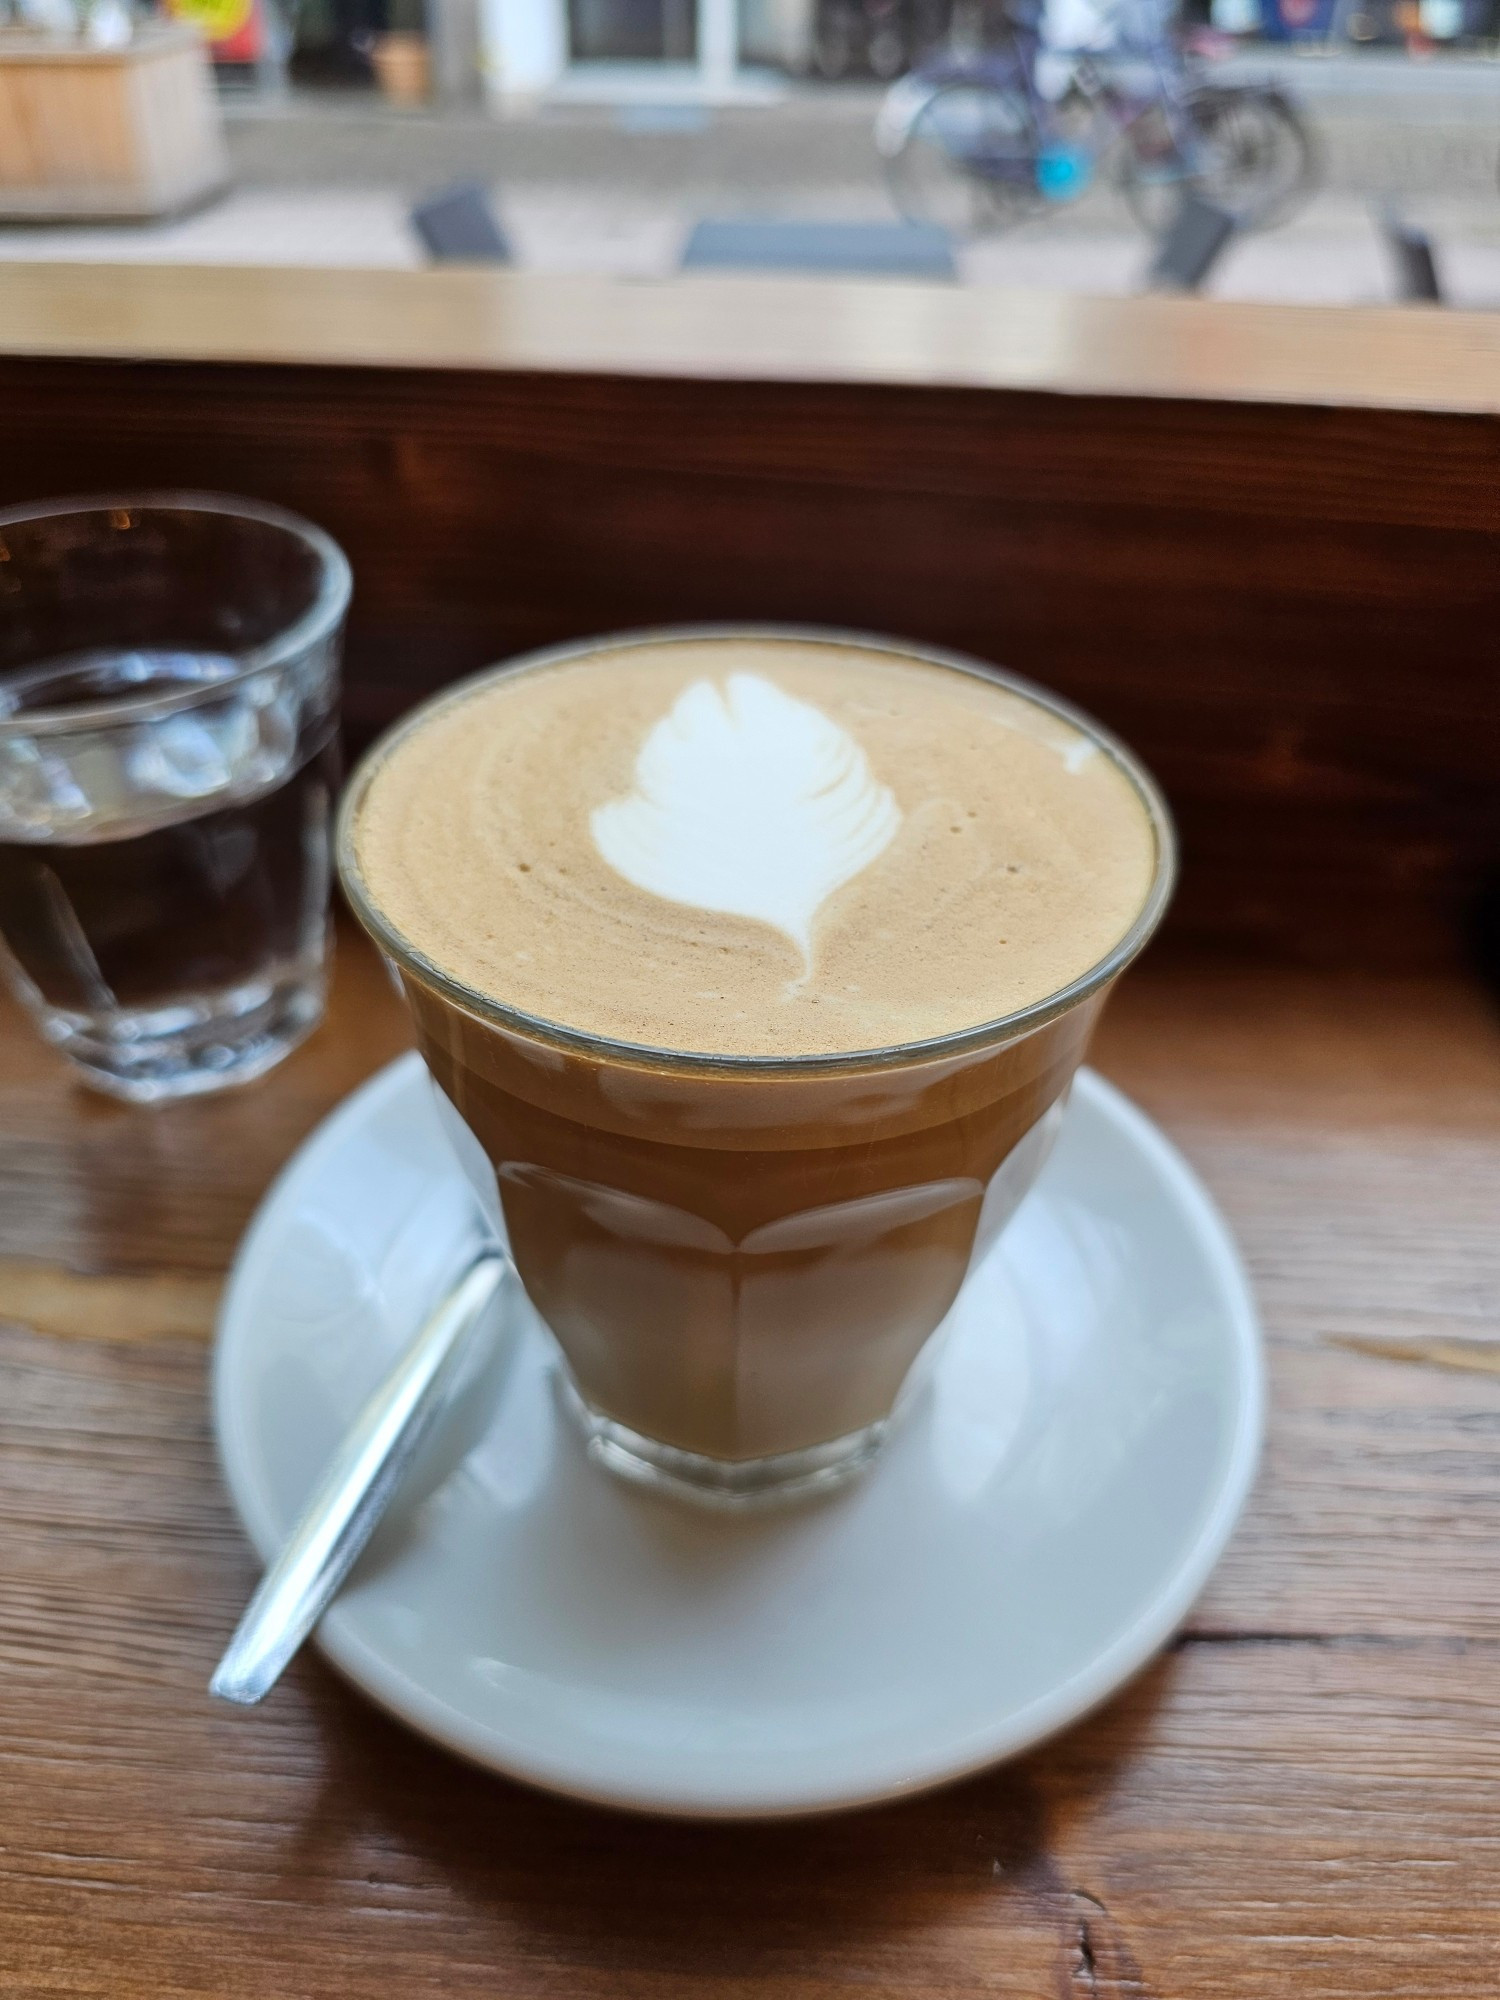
[{"x1": 568, "y1": 0, "x2": 697, "y2": 57}]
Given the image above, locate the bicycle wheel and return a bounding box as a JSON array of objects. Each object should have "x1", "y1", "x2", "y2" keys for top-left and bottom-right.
[
  {"x1": 1120, "y1": 86, "x2": 1317, "y2": 235},
  {"x1": 885, "y1": 80, "x2": 1041, "y2": 237}
]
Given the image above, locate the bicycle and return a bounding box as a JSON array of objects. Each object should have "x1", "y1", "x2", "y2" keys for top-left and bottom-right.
[{"x1": 877, "y1": 0, "x2": 1317, "y2": 239}]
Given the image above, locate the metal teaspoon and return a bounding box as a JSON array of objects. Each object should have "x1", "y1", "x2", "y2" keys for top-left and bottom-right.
[{"x1": 209, "y1": 1247, "x2": 507, "y2": 1706}]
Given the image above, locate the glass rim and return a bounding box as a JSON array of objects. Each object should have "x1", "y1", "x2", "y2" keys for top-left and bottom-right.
[
  {"x1": 0, "y1": 491, "x2": 352, "y2": 740},
  {"x1": 336, "y1": 624, "x2": 1178, "y2": 1080}
]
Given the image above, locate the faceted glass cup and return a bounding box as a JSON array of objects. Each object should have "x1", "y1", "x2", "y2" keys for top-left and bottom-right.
[
  {"x1": 0, "y1": 494, "x2": 351, "y2": 1102},
  {"x1": 339, "y1": 630, "x2": 1176, "y2": 1506}
]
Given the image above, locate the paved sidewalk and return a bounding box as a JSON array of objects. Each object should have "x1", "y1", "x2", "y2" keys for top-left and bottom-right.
[{"x1": 0, "y1": 55, "x2": 1495, "y2": 307}]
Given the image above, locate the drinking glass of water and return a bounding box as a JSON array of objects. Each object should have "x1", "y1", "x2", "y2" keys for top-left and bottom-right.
[{"x1": 0, "y1": 494, "x2": 351, "y2": 1102}]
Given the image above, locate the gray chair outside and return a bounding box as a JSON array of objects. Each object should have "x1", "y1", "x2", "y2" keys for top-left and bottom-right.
[
  {"x1": 1145, "y1": 192, "x2": 1236, "y2": 295},
  {"x1": 681, "y1": 218, "x2": 957, "y2": 281},
  {"x1": 411, "y1": 182, "x2": 511, "y2": 264},
  {"x1": 1377, "y1": 207, "x2": 1443, "y2": 305}
]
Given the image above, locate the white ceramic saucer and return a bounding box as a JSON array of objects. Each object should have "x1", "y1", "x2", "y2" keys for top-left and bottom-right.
[{"x1": 214, "y1": 1053, "x2": 1262, "y2": 1819}]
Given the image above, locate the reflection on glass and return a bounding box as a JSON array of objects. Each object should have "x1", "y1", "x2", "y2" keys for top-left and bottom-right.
[{"x1": 570, "y1": 0, "x2": 697, "y2": 58}]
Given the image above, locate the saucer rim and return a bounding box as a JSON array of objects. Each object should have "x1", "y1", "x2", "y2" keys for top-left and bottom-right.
[{"x1": 214, "y1": 1053, "x2": 1264, "y2": 1820}]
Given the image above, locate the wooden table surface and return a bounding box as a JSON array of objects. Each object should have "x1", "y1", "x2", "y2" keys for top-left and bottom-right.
[{"x1": 3, "y1": 929, "x2": 1499, "y2": 1998}]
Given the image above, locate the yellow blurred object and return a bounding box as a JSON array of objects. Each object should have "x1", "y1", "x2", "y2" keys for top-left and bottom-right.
[{"x1": 169, "y1": 0, "x2": 254, "y2": 37}]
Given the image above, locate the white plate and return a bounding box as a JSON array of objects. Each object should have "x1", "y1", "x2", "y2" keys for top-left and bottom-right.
[{"x1": 214, "y1": 1053, "x2": 1262, "y2": 1819}]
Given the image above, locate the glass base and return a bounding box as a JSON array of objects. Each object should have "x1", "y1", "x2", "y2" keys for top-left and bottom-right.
[
  {"x1": 34, "y1": 964, "x2": 326, "y2": 1104},
  {"x1": 561, "y1": 1377, "x2": 893, "y2": 1509}
]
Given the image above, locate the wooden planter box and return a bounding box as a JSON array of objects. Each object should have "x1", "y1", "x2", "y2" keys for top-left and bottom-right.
[{"x1": 0, "y1": 22, "x2": 228, "y2": 220}]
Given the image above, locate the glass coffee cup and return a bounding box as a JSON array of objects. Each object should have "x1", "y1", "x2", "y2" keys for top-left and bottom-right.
[{"x1": 337, "y1": 629, "x2": 1175, "y2": 1504}]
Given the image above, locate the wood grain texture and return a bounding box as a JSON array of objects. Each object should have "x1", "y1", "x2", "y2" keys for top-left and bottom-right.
[
  {"x1": 0, "y1": 924, "x2": 411, "y2": 1279},
  {"x1": 0, "y1": 1259, "x2": 220, "y2": 1341},
  {"x1": 2, "y1": 935, "x2": 1500, "y2": 1995},
  {"x1": 0, "y1": 355, "x2": 1496, "y2": 968}
]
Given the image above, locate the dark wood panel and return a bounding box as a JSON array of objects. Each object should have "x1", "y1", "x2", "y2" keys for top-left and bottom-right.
[{"x1": 1, "y1": 355, "x2": 1497, "y2": 967}]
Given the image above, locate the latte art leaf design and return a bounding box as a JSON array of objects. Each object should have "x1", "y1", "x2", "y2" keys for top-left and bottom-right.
[{"x1": 590, "y1": 673, "x2": 901, "y2": 970}]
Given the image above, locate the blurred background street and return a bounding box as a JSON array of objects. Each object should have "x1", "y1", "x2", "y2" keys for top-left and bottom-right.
[{"x1": 2, "y1": 9, "x2": 1499, "y2": 306}]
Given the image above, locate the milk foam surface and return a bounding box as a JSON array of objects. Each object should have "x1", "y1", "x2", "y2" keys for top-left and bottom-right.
[
  {"x1": 590, "y1": 671, "x2": 900, "y2": 972},
  {"x1": 352, "y1": 637, "x2": 1158, "y2": 1058}
]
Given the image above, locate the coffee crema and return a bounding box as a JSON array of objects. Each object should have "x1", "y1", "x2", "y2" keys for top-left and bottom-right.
[{"x1": 352, "y1": 637, "x2": 1156, "y2": 1059}]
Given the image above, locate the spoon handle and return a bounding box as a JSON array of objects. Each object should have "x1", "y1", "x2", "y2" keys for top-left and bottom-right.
[{"x1": 210, "y1": 1249, "x2": 507, "y2": 1706}]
